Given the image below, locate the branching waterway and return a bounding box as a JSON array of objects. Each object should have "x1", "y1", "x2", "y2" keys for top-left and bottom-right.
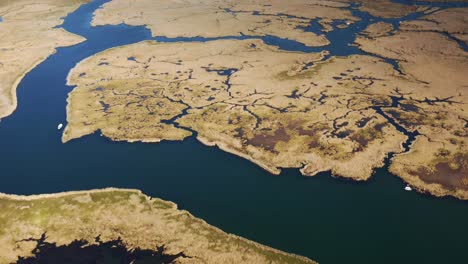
[{"x1": 0, "y1": 1, "x2": 467, "y2": 263}]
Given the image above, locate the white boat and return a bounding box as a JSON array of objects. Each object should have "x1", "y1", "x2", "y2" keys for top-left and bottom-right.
[
  {"x1": 404, "y1": 186, "x2": 412, "y2": 191},
  {"x1": 57, "y1": 123, "x2": 63, "y2": 130}
]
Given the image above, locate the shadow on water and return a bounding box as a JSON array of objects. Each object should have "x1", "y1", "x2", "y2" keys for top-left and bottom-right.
[
  {"x1": 16, "y1": 234, "x2": 190, "y2": 264},
  {"x1": 1, "y1": 1, "x2": 468, "y2": 264}
]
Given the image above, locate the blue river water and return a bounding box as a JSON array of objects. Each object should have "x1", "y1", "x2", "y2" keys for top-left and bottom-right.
[{"x1": 0, "y1": 1, "x2": 468, "y2": 263}]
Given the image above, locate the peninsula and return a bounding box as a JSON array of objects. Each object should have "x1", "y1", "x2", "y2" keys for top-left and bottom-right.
[
  {"x1": 0, "y1": 188, "x2": 316, "y2": 264},
  {"x1": 0, "y1": 0, "x2": 89, "y2": 119}
]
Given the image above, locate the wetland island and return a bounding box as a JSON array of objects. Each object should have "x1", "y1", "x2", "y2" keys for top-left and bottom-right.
[
  {"x1": 0, "y1": 0, "x2": 467, "y2": 263},
  {"x1": 67, "y1": 0, "x2": 468, "y2": 199}
]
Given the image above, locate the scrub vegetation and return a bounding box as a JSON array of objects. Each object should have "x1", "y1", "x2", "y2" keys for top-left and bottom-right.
[{"x1": 0, "y1": 189, "x2": 316, "y2": 264}]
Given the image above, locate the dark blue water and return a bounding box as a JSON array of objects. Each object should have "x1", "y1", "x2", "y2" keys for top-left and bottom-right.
[
  {"x1": 1, "y1": 1, "x2": 468, "y2": 263},
  {"x1": 394, "y1": 0, "x2": 468, "y2": 8}
]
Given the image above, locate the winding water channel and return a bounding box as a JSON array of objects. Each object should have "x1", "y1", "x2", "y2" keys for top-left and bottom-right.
[{"x1": 1, "y1": 1, "x2": 468, "y2": 263}]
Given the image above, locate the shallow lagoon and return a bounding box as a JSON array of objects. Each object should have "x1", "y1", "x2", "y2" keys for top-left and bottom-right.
[{"x1": 1, "y1": 1, "x2": 468, "y2": 263}]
